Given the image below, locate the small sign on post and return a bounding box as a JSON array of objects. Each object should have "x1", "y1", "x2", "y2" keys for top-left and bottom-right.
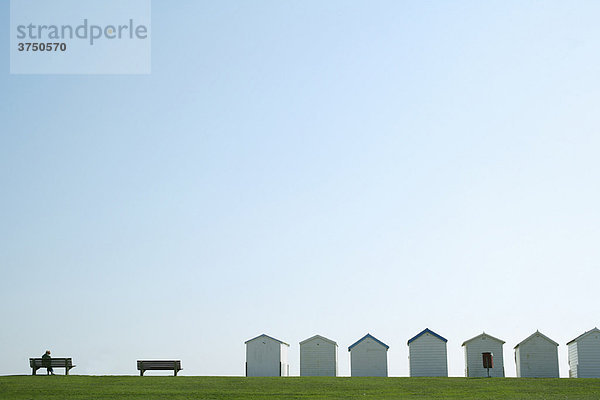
[{"x1": 482, "y1": 352, "x2": 493, "y2": 377}]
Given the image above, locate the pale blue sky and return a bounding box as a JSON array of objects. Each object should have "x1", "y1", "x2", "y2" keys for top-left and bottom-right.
[{"x1": 1, "y1": 0, "x2": 600, "y2": 377}]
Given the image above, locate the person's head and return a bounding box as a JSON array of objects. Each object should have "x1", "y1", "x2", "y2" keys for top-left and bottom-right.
[{"x1": 46, "y1": 350, "x2": 51, "y2": 355}]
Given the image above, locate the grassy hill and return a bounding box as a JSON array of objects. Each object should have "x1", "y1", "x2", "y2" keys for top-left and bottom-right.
[{"x1": 1, "y1": 376, "x2": 600, "y2": 399}]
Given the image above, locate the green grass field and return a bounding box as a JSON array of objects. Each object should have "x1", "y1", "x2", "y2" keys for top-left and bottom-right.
[{"x1": 1, "y1": 376, "x2": 600, "y2": 399}]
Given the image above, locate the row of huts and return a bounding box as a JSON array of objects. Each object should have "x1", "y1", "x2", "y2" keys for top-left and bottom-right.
[{"x1": 245, "y1": 327, "x2": 600, "y2": 378}]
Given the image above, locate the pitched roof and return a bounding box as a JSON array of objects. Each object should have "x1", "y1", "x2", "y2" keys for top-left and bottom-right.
[
  {"x1": 567, "y1": 327, "x2": 600, "y2": 345},
  {"x1": 461, "y1": 332, "x2": 505, "y2": 347},
  {"x1": 299, "y1": 334, "x2": 338, "y2": 346},
  {"x1": 244, "y1": 334, "x2": 290, "y2": 346},
  {"x1": 514, "y1": 330, "x2": 559, "y2": 349},
  {"x1": 407, "y1": 328, "x2": 448, "y2": 345},
  {"x1": 348, "y1": 333, "x2": 389, "y2": 351}
]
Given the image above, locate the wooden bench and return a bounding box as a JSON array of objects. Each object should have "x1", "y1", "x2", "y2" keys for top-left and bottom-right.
[
  {"x1": 30, "y1": 358, "x2": 75, "y2": 375},
  {"x1": 137, "y1": 360, "x2": 182, "y2": 376}
]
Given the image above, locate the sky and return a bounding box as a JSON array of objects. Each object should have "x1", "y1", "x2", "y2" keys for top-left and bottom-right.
[{"x1": 1, "y1": 0, "x2": 600, "y2": 377}]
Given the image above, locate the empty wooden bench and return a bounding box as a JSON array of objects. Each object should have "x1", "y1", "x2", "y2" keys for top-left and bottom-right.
[
  {"x1": 137, "y1": 360, "x2": 182, "y2": 376},
  {"x1": 30, "y1": 358, "x2": 75, "y2": 375}
]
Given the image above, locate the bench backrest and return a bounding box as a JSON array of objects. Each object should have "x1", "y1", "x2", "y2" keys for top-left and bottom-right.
[
  {"x1": 137, "y1": 360, "x2": 181, "y2": 369},
  {"x1": 30, "y1": 358, "x2": 72, "y2": 367}
]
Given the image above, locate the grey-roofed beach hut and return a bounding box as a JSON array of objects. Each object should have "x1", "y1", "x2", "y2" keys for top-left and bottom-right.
[
  {"x1": 245, "y1": 334, "x2": 290, "y2": 377},
  {"x1": 462, "y1": 332, "x2": 505, "y2": 377},
  {"x1": 567, "y1": 327, "x2": 600, "y2": 378},
  {"x1": 300, "y1": 335, "x2": 338, "y2": 376},
  {"x1": 514, "y1": 330, "x2": 559, "y2": 378}
]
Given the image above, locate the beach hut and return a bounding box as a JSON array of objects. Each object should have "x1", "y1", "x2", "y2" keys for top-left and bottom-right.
[
  {"x1": 407, "y1": 328, "x2": 448, "y2": 377},
  {"x1": 514, "y1": 330, "x2": 559, "y2": 378},
  {"x1": 245, "y1": 334, "x2": 290, "y2": 377},
  {"x1": 348, "y1": 333, "x2": 389, "y2": 377},
  {"x1": 567, "y1": 327, "x2": 600, "y2": 378},
  {"x1": 300, "y1": 335, "x2": 338, "y2": 376},
  {"x1": 462, "y1": 332, "x2": 505, "y2": 377}
]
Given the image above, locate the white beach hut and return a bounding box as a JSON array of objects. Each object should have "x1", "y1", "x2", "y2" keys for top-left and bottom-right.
[
  {"x1": 567, "y1": 327, "x2": 600, "y2": 378},
  {"x1": 299, "y1": 335, "x2": 338, "y2": 376},
  {"x1": 245, "y1": 334, "x2": 290, "y2": 377},
  {"x1": 462, "y1": 332, "x2": 505, "y2": 377},
  {"x1": 348, "y1": 333, "x2": 389, "y2": 377},
  {"x1": 514, "y1": 330, "x2": 559, "y2": 378},
  {"x1": 407, "y1": 328, "x2": 448, "y2": 377}
]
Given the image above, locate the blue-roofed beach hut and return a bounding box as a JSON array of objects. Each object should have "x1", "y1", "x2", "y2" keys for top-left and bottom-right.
[
  {"x1": 407, "y1": 328, "x2": 448, "y2": 377},
  {"x1": 348, "y1": 333, "x2": 389, "y2": 377}
]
